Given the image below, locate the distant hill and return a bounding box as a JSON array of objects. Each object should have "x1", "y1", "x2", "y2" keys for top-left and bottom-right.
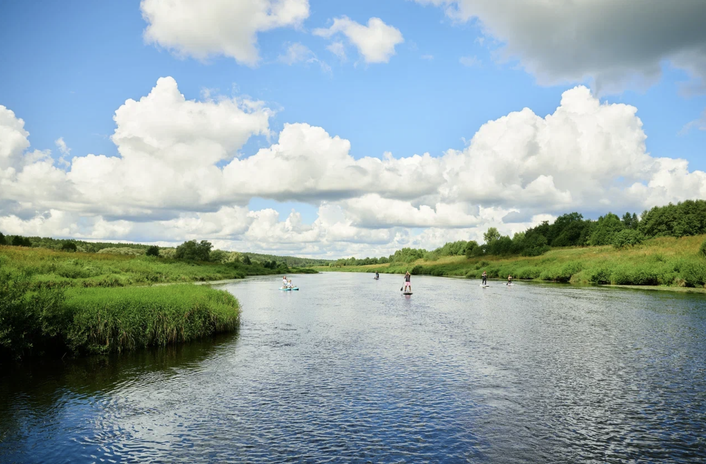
[
  {"x1": 0, "y1": 233, "x2": 331, "y2": 266},
  {"x1": 240, "y1": 252, "x2": 331, "y2": 267}
]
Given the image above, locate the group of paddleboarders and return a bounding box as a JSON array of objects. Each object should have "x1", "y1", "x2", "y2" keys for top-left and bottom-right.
[
  {"x1": 282, "y1": 276, "x2": 295, "y2": 289},
  {"x1": 278, "y1": 270, "x2": 512, "y2": 292},
  {"x1": 481, "y1": 271, "x2": 513, "y2": 286}
]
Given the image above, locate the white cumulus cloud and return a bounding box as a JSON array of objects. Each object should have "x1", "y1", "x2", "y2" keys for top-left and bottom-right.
[
  {"x1": 314, "y1": 17, "x2": 404, "y2": 64},
  {"x1": 141, "y1": 0, "x2": 310, "y2": 65}
]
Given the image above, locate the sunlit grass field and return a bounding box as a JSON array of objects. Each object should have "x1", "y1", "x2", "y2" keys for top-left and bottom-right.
[
  {"x1": 0, "y1": 245, "x2": 256, "y2": 288},
  {"x1": 318, "y1": 235, "x2": 706, "y2": 289}
]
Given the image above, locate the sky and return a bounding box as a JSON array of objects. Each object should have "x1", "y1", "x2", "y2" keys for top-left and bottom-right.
[{"x1": 1, "y1": 0, "x2": 706, "y2": 259}]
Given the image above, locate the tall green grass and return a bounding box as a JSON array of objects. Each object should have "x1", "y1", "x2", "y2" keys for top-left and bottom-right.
[
  {"x1": 0, "y1": 280, "x2": 240, "y2": 360},
  {"x1": 62, "y1": 285, "x2": 240, "y2": 354}
]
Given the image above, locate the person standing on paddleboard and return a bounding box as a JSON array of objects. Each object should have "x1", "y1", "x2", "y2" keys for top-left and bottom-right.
[
  {"x1": 481, "y1": 271, "x2": 487, "y2": 286},
  {"x1": 507, "y1": 274, "x2": 513, "y2": 285},
  {"x1": 403, "y1": 271, "x2": 412, "y2": 292}
]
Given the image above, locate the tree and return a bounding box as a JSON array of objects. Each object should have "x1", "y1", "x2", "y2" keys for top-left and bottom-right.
[
  {"x1": 464, "y1": 240, "x2": 479, "y2": 258},
  {"x1": 622, "y1": 212, "x2": 639, "y2": 230},
  {"x1": 589, "y1": 213, "x2": 624, "y2": 246},
  {"x1": 11, "y1": 236, "x2": 24, "y2": 247},
  {"x1": 175, "y1": 240, "x2": 212, "y2": 261},
  {"x1": 61, "y1": 241, "x2": 77, "y2": 252},
  {"x1": 521, "y1": 234, "x2": 549, "y2": 257},
  {"x1": 0, "y1": 232, "x2": 5, "y2": 245},
  {"x1": 612, "y1": 229, "x2": 645, "y2": 248},
  {"x1": 209, "y1": 249, "x2": 227, "y2": 263},
  {"x1": 146, "y1": 246, "x2": 160, "y2": 257},
  {"x1": 483, "y1": 227, "x2": 501, "y2": 244},
  {"x1": 241, "y1": 255, "x2": 252, "y2": 265}
]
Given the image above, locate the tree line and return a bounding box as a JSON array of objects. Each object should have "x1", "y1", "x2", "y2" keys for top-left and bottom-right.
[{"x1": 330, "y1": 200, "x2": 706, "y2": 266}]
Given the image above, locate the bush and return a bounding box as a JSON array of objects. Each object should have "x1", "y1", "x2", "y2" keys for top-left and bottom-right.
[
  {"x1": 146, "y1": 246, "x2": 160, "y2": 257},
  {"x1": 175, "y1": 240, "x2": 212, "y2": 261},
  {"x1": 585, "y1": 266, "x2": 612, "y2": 284},
  {"x1": 61, "y1": 241, "x2": 77, "y2": 252},
  {"x1": 411, "y1": 265, "x2": 424, "y2": 275},
  {"x1": 612, "y1": 229, "x2": 645, "y2": 248},
  {"x1": 677, "y1": 260, "x2": 706, "y2": 287}
]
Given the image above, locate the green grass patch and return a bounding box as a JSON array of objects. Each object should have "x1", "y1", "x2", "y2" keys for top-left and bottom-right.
[
  {"x1": 62, "y1": 285, "x2": 240, "y2": 355},
  {"x1": 316, "y1": 235, "x2": 706, "y2": 290},
  {"x1": 1, "y1": 280, "x2": 240, "y2": 360},
  {"x1": 0, "y1": 245, "x2": 317, "y2": 289}
]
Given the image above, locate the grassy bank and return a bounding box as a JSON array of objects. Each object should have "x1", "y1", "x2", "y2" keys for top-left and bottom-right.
[
  {"x1": 318, "y1": 235, "x2": 706, "y2": 290},
  {"x1": 63, "y1": 285, "x2": 240, "y2": 354},
  {"x1": 1, "y1": 280, "x2": 240, "y2": 360},
  {"x1": 0, "y1": 245, "x2": 314, "y2": 289}
]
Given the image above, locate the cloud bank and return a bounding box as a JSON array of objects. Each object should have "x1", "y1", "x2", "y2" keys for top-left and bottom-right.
[
  {"x1": 2, "y1": 77, "x2": 705, "y2": 257},
  {"x1": 416, "y1": 0, "x2": 706, "y2": 93}
]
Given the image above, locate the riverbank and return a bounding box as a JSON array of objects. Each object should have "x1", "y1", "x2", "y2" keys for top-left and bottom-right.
[
  {"x1": 0, "y1": 279, "x2": 240, "y2": 361},
  {"x1": 0, "y1": 246, "x2": 306, "y2": 361},
  {"x1": 0, "y1": 245, "x2": 316, "y2": 289},
  {"x1": 317, "y1": 235, "x2": 706, "y2": 291}
]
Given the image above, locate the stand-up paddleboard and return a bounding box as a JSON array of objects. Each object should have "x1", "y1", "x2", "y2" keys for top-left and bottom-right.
[
  {"x1": 402, "y1": 292, "x2": 413, "y2": 295},
  {"x1": 480, "y1": 284, "x2": 489, "y2": 288},
  {"x1": 279, "y1": 287, "x2": 300, "y2": 291},
  {"x1": 506, "y1": 283, "x2": 514, "y2": 286}
]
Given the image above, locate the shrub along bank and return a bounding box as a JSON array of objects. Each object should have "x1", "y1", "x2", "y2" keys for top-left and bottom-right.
[
  {"x1": 0, "y1": 278, "x2": 240, "y2": 361},
  {"x1": 319, "y1": 236, "x2": 706, "y2": 290},
  {"x1": 0, "y1": 245, "x2": 311, "y2": 290}
]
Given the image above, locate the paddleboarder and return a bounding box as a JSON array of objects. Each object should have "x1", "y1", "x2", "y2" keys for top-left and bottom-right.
[
  {"x1": 481, "y1": 271, "x2": 487, "y2": 286},
  {"x1": 507, "y1": 274, "x2": 513, "y2": 285},
  {"x1": 403, "y1": 271, "x2": 412, "y2": 293}
]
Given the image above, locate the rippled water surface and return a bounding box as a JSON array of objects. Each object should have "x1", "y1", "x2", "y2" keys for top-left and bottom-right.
[{"x1": 2, "y1": 273, "x2": 706, "y2": 463}]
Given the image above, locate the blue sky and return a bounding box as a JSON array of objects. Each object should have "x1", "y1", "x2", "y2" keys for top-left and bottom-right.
[{"x1": 1, "y1": 0, "x2": 705, "y2": 257}]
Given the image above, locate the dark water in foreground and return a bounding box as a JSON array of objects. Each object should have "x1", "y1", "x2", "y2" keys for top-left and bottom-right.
[{"x1": 1, "y1": 274, "x2": 706, "y2": 463}]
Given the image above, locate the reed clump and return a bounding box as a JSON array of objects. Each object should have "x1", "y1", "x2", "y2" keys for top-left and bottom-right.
[
  {"x1": 63, "y1": 285, "x2": 241, "y2": 354},
  {"x1": 1, "y1": 280, "x2": 240, "y2": 360}
]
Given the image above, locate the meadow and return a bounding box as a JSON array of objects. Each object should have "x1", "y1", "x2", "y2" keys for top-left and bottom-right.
[
  {"x1": 0, "y1": 245, "x2": 305, "y2": 289},
  {"x1": 0, "y1": 245, "x2": 308, "y2": 361},
  {"x1": 319, "y1": 235, "x2": 706, "y2": 291}
]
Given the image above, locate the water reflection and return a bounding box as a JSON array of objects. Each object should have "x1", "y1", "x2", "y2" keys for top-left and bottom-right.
[{"x1": 1, "y1": 274, "x2": 705, "y2": 463}]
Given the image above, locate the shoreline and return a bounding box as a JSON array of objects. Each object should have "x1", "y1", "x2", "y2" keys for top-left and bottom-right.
[{"x1": 320, "y1": 270, "x2": 706, "y2": 295}]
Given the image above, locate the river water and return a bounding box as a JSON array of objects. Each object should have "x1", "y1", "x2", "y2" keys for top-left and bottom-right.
[{"x1": 1, "y1": 273, "x2": 706, "y2": 463}]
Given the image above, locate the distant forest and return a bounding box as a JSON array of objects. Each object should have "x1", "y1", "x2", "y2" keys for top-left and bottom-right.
[
  {"x1": 0, "y1": 233, "x2": 330, "y2": 268},
  {"x1": 330, "y1": 200, "x2": 706, "y2": 266}
]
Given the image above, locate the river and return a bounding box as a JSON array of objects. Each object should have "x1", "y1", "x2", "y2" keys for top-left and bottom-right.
[{"x1": 1, "y1": 273, "x2": 705, "y2": 462}]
